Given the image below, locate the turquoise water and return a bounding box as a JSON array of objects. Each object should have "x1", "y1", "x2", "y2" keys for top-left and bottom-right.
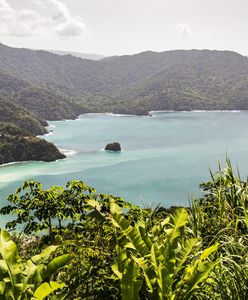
[{"x1": 1, "y1": 111, "x2": 248, "y2": 226}]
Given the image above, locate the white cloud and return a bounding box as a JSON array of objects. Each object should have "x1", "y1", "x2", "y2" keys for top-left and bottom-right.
[
  {"x1": 47, "y1": 0, "x2": 88, "y2": 37},
  {"x1": 0, "y1": 0, "x2": 89, "y2": 38},
  {"x1": 174, "y1": 23, "x2": 193, "y2": 37}
]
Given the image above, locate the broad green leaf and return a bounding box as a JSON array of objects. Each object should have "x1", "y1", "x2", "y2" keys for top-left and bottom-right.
[
  {"x1": 121, "y1": 259, "x2": 142, "y2": 300},
  {"x1": 175, "y1": 238, "x2": 199, "y2": 274},
  {"x1": 34, "y1": 281, "x2": 66, "y2": 300},
  {"x1": 0, "y1": 230, "x2": 22, "y2": 284},
  {"x1": 0, "y1": 282, "x2": 5, "y2": 295},
  {"x1": 168, "y1": 208, "x2": 188, "y2": 241},
  {"x1": 44, "y1": 254, "x2": 71, "y2": 280},
  {"x1": 31, "y1": 246, "x2": 58, "y2": 265},
  {"x1": 200, "y1": 243, "x2": 219, "y2": 260},
  {"x1": 110, "y1": 200, "x2": 147, "y2": 256}
]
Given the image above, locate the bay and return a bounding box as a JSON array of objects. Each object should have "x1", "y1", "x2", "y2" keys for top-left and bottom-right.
[{"x1": 1, "y1": 111, "x2": 248, "y2": 227}]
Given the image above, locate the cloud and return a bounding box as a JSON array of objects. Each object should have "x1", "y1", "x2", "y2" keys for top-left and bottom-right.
[
  {"x1": 47, "y1": 0, "x2": 88, "y2": 37},
  {"x1": 174, "y1": 23, "x2": 193, "y2": 37},
  {"x1": 0, "y1": 0, "x2": 89, "y2": 38}
]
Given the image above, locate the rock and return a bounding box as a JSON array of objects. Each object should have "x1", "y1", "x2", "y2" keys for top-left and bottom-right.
[{"x1": 105, "y1": 142, "x2": 121, "y2": 152}]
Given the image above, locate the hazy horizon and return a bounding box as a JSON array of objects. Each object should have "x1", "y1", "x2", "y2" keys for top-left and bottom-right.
[
  {"x1": 0, "y1": 0, "x2": 247, "y2": 57},
  {"x1": 1, "y1": 41, "x2": 247, "y2": 59}
]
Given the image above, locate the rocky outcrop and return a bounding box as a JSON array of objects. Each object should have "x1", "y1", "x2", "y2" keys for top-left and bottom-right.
[{"x1": 104, "y1": 142, "x2": 121, "y2": 152}]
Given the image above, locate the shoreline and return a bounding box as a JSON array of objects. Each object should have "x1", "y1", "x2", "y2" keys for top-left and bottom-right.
[
  {"x1": 77, "y1": 109, "x2": 247, "y2": 119},
  {"x1": 1, "y1": 109, "x2": 247, "y2": 167}
]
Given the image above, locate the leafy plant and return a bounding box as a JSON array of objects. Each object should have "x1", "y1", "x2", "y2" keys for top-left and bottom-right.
[
  {"x1": 0, "y1": 180, "x2": 96, "y2": 240},
  {"x1": 0, "y1": 229, "x2": 70, "y2": 300},
  {"x1": 88, "y1": 198, "x2": 219, "y2": 299}
]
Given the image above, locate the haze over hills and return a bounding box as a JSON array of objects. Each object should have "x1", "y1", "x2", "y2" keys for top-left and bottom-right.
[
  {"x1": 1, "y1": 42, "x2": 248, "y2": 163},
  {"x1": 47, "y1": 49, "x2": 106, "y2": 61}
]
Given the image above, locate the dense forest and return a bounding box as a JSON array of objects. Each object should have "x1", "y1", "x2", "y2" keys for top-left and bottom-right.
[
  {"x1": 0, "y1": 95, "x2": 65, "y2": 164},
  {"x1": 1, "y1": 43, "x2": 248, "y2": 115},
  {"x1": 0, "y1": 160, "x2": 247, "y2": 299}
]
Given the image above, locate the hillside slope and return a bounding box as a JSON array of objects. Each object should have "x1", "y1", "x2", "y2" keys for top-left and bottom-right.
[
  {"x1": 1, "y1": 44, "x2": 248, "y2": 114},
  {"x1": 0, "y1": 71, "x2": 84, "y2": 120},
  {"x1": 0, "y1": 96, "x2": 65, "y2": 164}
]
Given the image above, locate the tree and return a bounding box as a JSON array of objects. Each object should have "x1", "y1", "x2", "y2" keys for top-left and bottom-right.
[{"x1": 0, "y1": 180, "x2": 96, "y2": 241}]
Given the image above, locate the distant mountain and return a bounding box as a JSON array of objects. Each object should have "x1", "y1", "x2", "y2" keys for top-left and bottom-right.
[
  {"x1": 1, "y1": 43, "x2": 248, "y2": 114},
  {"x1": 47, "y1": 49, "x2": 106, "y2": 61}
]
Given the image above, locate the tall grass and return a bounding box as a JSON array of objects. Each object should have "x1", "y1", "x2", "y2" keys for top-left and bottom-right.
[{"x1": 189, "y1": 159, "x2": 248, "y2": 299}]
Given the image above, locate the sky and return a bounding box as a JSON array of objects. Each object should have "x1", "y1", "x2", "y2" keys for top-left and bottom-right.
[{"x1": 0, "y1": 0, "x2": 247, "y2": 56}]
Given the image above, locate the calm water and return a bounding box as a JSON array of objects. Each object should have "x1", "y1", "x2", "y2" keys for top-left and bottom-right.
[{"x1": 1, "y1": 111, "x2": 248, "y2": 226}]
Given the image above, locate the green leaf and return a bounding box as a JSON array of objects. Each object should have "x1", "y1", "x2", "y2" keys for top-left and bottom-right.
[
  {"x1": 34, "y1": 281, "x2": 66, "y2": 300},
  {"x1": 200, "y1": 243, "x2": 219, "y2": 260},
  {"x1": 0, "y1": 281, "x2": 5, "y2": 295},
  {"x1": 31, "y1": 246, "x2": 58, "y2": 265},
  {"x1": 44, "y1": 254, "x2": 71, "y2": 280},
  {"x1": 110, "y1": 199, "x2": 147, "y2": 256},
  {"x1": 0, "y1": 230, "x2": 22, "y2": 284}
]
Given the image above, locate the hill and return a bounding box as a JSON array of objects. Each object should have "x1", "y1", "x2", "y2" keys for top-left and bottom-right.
[
  {"x1": 1, "y1": 44, "x2": 248, "y2": 114},
  {"x1": 0, "y1": 71, "x2": 84, "y2": 120},
  {"x1": 0, "y1": 95, "x2": 65, "y2": 164},
  {"x1": 47, "y1": 49, "x2": 106, "y2": 61}
]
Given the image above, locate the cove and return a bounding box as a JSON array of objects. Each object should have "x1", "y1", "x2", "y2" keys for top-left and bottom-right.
[{"x1": 1, "y1": 111, "x2": 248, "y2": 226}]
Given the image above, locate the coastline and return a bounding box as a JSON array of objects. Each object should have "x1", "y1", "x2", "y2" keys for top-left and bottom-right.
[
  {"x1": 78, "y1": 109, "x2": 247, "y2": 119},
  {"x1": 1, "y1": 109, "x2": 247, "y2": 167}
]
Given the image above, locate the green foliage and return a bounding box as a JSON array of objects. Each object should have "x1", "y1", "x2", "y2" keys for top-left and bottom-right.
[
  {"x1": 0, "y1": 135, "x2": 65, "y2": 165},
  {"x1": 0, "y1": 96, "x2": 47, "y2": 136},
  {"x1": 189, "y1": 159, "x2": 248, "y2": 299},
  {"x1": 190, "y1": 159, "x2": 248, "y2": 239},
  {"x1": 0, "y1": 95, "x2": 65, "y2": 165},
  {"x1": 0, "y1": 180, "x2": 96, "y2": 239},
  {"x1": 2, "y1": 44, "x2": 248, "y2": 115},
  {"x1": 0, "y1": 229, "x2": 69, "y2": 300},
  {"x1": 1, "y1": 160, "x2": 248, "y2": 299},
  {"x1": 106, "y1": 201, "x2": 219, "y2": 300}
]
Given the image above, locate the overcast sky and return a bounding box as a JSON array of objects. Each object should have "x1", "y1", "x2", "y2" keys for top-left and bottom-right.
[{"x1": 0, "y1": 0, "x2": 247, "y2": 56}]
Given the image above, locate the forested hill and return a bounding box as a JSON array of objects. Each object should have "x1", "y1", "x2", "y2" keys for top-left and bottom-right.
[
  {"x1": 1, "y1": 43, "x2": 248, "y2": 114},
  {"x1": 0, "y1": 71, "x2": 83, "y2": 120},
  {"x1": 0, "y1": 96, "x2": 65, "y2": 164}
]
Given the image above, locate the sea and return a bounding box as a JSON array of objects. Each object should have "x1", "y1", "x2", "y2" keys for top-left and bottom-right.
[{"x1": 1, "y1": 111, "x2": 248, "y2": 227}]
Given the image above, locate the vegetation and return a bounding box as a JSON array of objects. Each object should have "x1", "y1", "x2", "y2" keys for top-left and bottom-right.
[
  {"x1": 0, "y1": 230, "x2": 70, "y2": 300},
  {"x1": 0, "y1": 160, "x2": 247, "y2": 299},
  {"x1": 3, "y1": 43, "x2": 248, "y2": 164},
  {"x1": 0, "y1": 71, "x2": 84, "y2": 121},
  {"x1": 0, "y1": 95, "x2": 65, "y2": 165},
  {"x1": 0, "y1": 135, "x2": 65, "y2": 164},
  {"x1": 0, "y1": 97, "x2": 47, "y2": 136},
  {"x1": 2, "y1": 43, "x2": 248, "y2": 115}
]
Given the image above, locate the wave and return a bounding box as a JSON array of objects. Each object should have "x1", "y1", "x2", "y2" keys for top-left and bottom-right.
[
  {"x1": 79, "y1": 112, "x2": 143, "y2": 118},
  {"x1": 105, "y1": 112, "x2": 137, "y2": 117},
  {"x1": 188, "y1": 110, "x2": 244, "y2": 113},
  {"x1": 0, "y1": 161, "x2": 26, "y2": 168},
  {"x1": 44, "y1": 131, "x2": 54, "y2": 137},
  {"x1": 59, "y1": 149, "x2": 78, "y2": 156},
  {"x1": 149, "y1": 109, "x2": 246, "y2": 116}
]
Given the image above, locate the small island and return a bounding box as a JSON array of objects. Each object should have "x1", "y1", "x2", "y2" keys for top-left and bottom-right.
[{"x1": 104, "y1": 142, "x2": 121, "y2": 152}]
